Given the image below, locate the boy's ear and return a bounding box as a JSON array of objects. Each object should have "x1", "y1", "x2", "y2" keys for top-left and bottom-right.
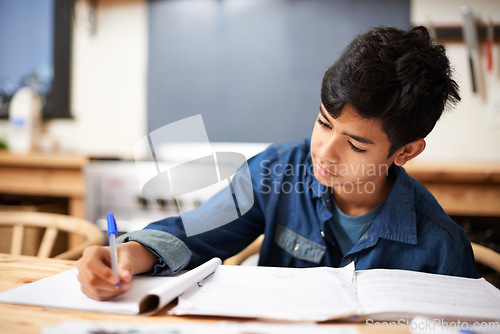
[{"x1": 393, "y1": 139, "x2": 426, "y2": 166}]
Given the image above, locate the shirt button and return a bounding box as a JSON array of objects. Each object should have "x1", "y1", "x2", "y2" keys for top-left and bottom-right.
[
  {"x1": 294, "y1": 242, "x2": 300, "y2": 251},
  {"x1": 320, "y1": 230, "x2": 325, "y2": 238}
]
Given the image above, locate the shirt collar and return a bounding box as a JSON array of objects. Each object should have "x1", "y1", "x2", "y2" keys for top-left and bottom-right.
[{"x1": 371, "y1": 165, "x2": 417, "y2": 245}]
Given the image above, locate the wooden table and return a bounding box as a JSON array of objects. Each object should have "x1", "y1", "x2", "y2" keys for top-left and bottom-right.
[{"x1": 0, "y1": 254, "x2": 408, "y2": 334}]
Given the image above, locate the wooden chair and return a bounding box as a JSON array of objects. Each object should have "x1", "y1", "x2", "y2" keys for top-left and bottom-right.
[
  {"x1": 223, "y1": 235, "x2": 264, "y2": 265},
  {"x1": 471, "y1": 242, "x2": 500, "y2": 273},
  {"x1": 0, "y1": 211, "x2": 104, "y2": 260},
  {"x1": 223, "y1": 238, "x2": 500, "y2": 274}
]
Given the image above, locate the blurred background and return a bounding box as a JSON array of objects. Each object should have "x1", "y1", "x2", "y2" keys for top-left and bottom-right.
[
  {"x1": 0, "y1": 0, "x2": 499, "y2": 285},
  {"x1": 0, "y1": 0, "x2": 498, "y2": 161}
]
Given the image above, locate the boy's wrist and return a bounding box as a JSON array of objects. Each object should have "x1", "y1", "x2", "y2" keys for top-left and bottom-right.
[
  {"x1": 117, "y1": 241, "x2": 158, "y2": 275},
  {"x1": 116, "y1": 228, "x2": 192, "y2": 275}
]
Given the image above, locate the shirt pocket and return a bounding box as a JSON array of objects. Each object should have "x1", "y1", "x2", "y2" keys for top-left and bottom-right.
[{"x1": 274, "y1": 224, "x2": 326, "y2": 264}]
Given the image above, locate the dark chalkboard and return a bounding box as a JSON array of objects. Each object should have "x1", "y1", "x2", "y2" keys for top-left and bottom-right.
[{"x1": 148, "y1": 0, "x2": 410, "y2": 143}]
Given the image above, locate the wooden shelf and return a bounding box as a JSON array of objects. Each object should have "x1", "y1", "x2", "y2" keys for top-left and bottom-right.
[
  {"x1": 405, "y1": 162, "x2": 500, "y2": 217},
  {"x1": 0, "y1": 151, "x2": 88, "y2": 218},
  {"x1": 427, "y1": 24, "x2": 500, "y2": 42},
  {"x1": 0, "y1": 151, "x2": 88, "y2": 169}
]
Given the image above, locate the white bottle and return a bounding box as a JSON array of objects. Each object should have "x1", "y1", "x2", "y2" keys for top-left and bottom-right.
[{"x1": 8, "y1": 87, "x2": 42, "y2": 153}]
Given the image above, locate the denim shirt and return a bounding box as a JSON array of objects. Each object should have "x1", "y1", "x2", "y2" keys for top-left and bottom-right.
[{"x1": 118, "y1": 139, "x2": 477, "y2": 278}]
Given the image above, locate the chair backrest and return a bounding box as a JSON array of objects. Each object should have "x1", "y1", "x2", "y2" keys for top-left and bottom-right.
[
  {"x1": 223, "y1": 234, "x2": 264, "y2": 265},
  {"x1": 223, "y1": 238, "x2": 500, "y2": 273},
  {"x1": 0, "y1": 211, "x2": 104, "y2": 260},
  {"x1": 471, "y1": 242, "x2": 500, "y2": 273}
]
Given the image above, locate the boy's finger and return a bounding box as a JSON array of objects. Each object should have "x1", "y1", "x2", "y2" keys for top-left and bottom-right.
[
  {"x1": 80, "y1": 280, "x2": 125, "y2": 301},
  {"x1": 117, "y1": 248, "x2": 134, "y2": 283},
  {"x1": 77, "y1": 247, "x2": 120, "y2": 286},
  {"x1": 118, "y1": 268, "x2": 132, "y2": 284},
  {"x1": 78, "y1": 267, "x2": 130, "y2": 296},
  {"x1": 77, "y1": 263, "x2": 117, "y2": 290}
]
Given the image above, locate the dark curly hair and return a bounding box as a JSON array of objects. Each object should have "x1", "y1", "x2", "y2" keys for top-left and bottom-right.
[{"x1": 321, "y1": 26, "x2": 460, "y2": 157}]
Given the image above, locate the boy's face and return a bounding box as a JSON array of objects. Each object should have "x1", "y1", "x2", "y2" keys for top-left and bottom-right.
[{"x1": 310, "y1": 104, "x2": 396, "y2": 191}]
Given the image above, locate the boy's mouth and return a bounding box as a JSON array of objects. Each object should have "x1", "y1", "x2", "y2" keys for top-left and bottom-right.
[{"x1": 315, "y1": 161, "x2": 336, "y2": 178}]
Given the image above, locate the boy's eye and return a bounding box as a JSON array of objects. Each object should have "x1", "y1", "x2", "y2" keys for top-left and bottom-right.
[
  {"x1": 348, "y1": 141, "x2": 366, "y2": 153},
  {"x1": 317, "y1": 118, "x2": 331, "y2": 129}
]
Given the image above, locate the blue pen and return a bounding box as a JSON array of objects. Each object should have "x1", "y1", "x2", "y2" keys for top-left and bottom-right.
[{"x1": 107, "y1": 212, "x2": 119, "y2": 287}]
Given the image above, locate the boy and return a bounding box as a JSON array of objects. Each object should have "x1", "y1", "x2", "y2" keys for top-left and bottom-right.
[{"x1": 77, "y1": 26, "x2": 477, "y2": 301}]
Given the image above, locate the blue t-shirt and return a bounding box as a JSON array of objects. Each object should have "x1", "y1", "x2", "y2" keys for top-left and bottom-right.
[
  {"x1": 327, "y1": 200, "x2": 383, "y2": 256},
  {"x1": 119, "y1": 139, "x2": 477, "y2": 278}
]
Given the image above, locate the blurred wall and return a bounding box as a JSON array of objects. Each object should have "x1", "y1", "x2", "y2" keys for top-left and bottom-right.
[
  {"x1": 0, "y1": 0, "x2": 148, "y2": 159},
  {"x1": 411, "y1": 0, "x2": 500, "y2": 162},
  {"x1": 0, "y1": 0, "x2": 498, "y2": 162},
  {"x1": 55, "y1": 0, "x2": 147, "y2": 158},
  {"x1": 147, "y1": 0, "x2": 410, "y2": 143}
]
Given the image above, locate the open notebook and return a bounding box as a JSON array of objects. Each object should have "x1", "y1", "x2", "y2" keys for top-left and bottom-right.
[
  {"x1": 1, "y1": 257, "x2": 499, "y2": 322},
  {"x1": 0, "y1": 257, "x2": 221, "y2": 315}
]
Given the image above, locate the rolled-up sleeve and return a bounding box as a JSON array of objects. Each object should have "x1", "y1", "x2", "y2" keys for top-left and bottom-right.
[{"x1": 117, "y1": 229, "x2": 191, "y2": 276}]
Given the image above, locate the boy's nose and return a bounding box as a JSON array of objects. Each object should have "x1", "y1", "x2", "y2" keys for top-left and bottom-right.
[{"x1": 320, "y1": 135, "x2": 340, "y2": 164}]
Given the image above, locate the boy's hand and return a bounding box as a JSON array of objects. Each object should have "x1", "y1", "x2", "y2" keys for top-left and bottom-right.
[
  {"x1": 76, "y1": 241, "x2": 156, "y2": 301},
  {"x1": 76, "y1": 244, "x2": 133, "y2": 300}
]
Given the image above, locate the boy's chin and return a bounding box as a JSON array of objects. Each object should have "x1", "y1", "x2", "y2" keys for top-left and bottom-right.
[{"x1": 313, "y1": 173, "x2": 339, "y2": 188}]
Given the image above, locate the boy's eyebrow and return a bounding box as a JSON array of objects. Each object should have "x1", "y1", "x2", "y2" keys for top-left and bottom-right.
[
  {"x1": 342, "y1": 131, "x2": 375, "y2": 145},
  {"x1": 319, "y1": 105, "x2": 375, "y2": 145}
]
